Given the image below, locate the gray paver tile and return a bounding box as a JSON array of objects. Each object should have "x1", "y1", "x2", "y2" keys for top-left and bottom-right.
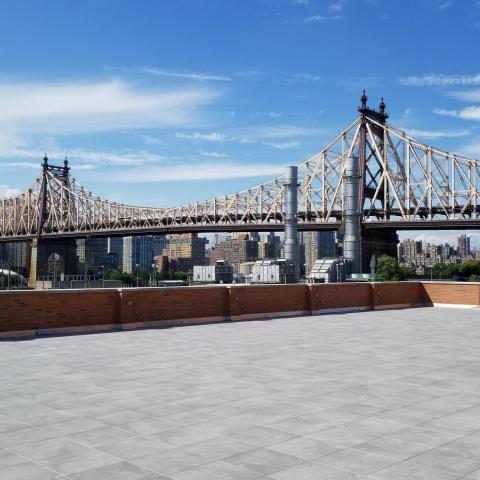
[
  {"x1": 7, "y1": 437, "x2": 91, "y2": 461},
  {"x1": 149, "y1": 425, "x2": 220, "y2": 446},
  {"x1": 307, "y1": 425, "x2": 376, "y2": 449},
  {"x1": 63, "y1": 426, "x2": 136, "y2": 447},
  {"x1": 171, "y1": 460, "x2": 262, "y2": 480},
  {"x1": 68, "y1": 461, "x2": 171, "y2": 480},
  {"x1": 131, "y1": 447, "x2": 211, "y2": 475},
  {"x1": 97, "y1": 435, "x2": 175, "y2": 460},
  {"x1": 269, "y1": 436, "x2": 339, "y2": 460},
  {"x1": 224, "y1": 447, "x2": 302, "y2": 475},
  {"x1": 0, "y1": 427, "x2": 54, "y2": 448},
  {"x1": 355, "y1": 435, "x2": 430, "y2": 460},
  {"x1": 368, "y1": 459, "x2": 461, "y2": 479},
  {"x1": 37, "y1": 448, "x2": 120, "y2": 476},
  {"x1": 0, "y1": 462, "x2": 61, "y2": 480},
  {"x1": 0, "y1": 449, "x2": 30, "y2": 468},
  {"x1": 411, "y1": 446, "x2": 480, "y2": 476},
  {"x1": 184, "y1": 435, "x2": 257, "y2": 459},
  {"x1": 227, "y1": 426, "x2": 296, "y2": 447},
  {"x1": 270, "y1": 460, "x2": 360, "y2": 479},
  {"x1": 318, "y1": 448, "x2": 398, "y2": 476}
]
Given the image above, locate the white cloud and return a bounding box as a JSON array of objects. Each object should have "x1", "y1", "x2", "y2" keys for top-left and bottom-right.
[
  {"x1": 0, "y1": 140, "x2": 173, "y2": 167},
  {"x1": 448, "y1": 89, "x2": 480, "y2": 102},
  {"x1": 0, "y1": 185, "x2": 21, "y2": 198},
  {"x1": 285, "y1": 73, "x2": 321, "y2": 83},
  {"x1": 303, "y1": 15, "x2": 325, "y2": 22},
  {"x1": 403, "y1": 128, "x2": 471, "y2": 139},
  {"x1": 175, "y1": 132, "x2": 226, "y2": 141},
  {"x1": 459, "y1": 141, "x2": 480, "y2": 158},
  {"x1": 137, "y1": 67, "x2": 231, "y2": 82},
  {"x1": 106, "y1": 162, "x2": 285, "y2": 183},
  {"x1": 400, "y1": 73, "x2": 480, "y2": 87},
  {"x1": 0, "y1": 80, "x2": 218, "y2": 136},
  {"x1": 140, "y1": 134, "x2": 165, "y2": 145},
  {"x1": 402, "y1": 108, "x2": 416, "y2": 118},
  {"x1": 262, "y1": 140, "x2": 301, "y2": 149},
  {"x1": 200, "y1": 151, "x2": 229, "y2": 158},
  {"x1": 438, "y1": 1, "x2": 453, "y2": 9},
  {"x1": 433, "y1": 106, "x2": 480, "y2": 121},
  {"x1": 433, "y1": 108, "x2": 459, "y2": 117},
  {"x1": 3, "y1": 162, "x2": 97, "y2": 171},
  {"x1": 338, "y1": 76, "x2": 383, "y2": 89},
  {"x1": 329, "y1": 1, "x2": 345, "y2": 12},
  {"x1": 240, "y1": 125, "x2": 322, "y2": 139},
  {"x1": 269, "y1": 112, "x2": 282, "y2": 118}
]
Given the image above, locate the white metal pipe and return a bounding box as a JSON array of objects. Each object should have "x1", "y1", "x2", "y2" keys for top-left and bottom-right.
[
  {"x1": 284, "y1": 166, "x2": 299, "y2": 282},
  {"x1": 343, "y1": 155, "x2": 362, "y2": 273}
]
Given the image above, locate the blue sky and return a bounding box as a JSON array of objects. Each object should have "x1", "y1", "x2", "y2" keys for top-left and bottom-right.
[{"x1": 1, "y1": 0, "x2": 480, "y2": 245}]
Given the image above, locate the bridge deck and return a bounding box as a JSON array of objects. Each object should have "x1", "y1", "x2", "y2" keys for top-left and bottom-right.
[{"x1": 1, "y1": 307, "x2": 480, "y2": 479}]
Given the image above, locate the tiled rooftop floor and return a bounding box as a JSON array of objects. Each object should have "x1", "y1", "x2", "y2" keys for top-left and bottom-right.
[{"x1": 1, "y1": 307, "x2": 480, "y2": 479}]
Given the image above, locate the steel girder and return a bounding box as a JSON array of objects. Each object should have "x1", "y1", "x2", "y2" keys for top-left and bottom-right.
[{"x1": 1, "y1": 115, "x2": 480, "y2": 240}]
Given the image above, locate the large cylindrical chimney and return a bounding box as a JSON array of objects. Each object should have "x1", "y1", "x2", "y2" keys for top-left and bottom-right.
[
  {"x1": 343, "y1": 155, "x2": 362, "y2": 273},
  {"x1": 284, "y1": 166, "x2": 299, "y2": 281}
]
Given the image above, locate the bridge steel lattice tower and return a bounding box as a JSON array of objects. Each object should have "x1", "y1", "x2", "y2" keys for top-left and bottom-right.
[{"x1": 28, "y1": 156, "x2": 79, "y2": 287}]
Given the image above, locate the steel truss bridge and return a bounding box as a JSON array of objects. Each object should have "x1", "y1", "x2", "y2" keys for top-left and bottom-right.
[{"x1": 1, "y1": 95, "x2": 480, "y2": 242}]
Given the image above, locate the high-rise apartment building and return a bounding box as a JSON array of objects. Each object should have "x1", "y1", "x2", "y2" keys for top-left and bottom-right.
[
  {"x1": 258, "y1": 232, "x2": 281, "y2": 259},
  {"x1": 162, "y1": 233, "x2": 206, "y2": 272},
  {"x1": 304, "y1": 231, "x2": 337, "y2": 275},
  {"x1": 122, "y1": 235, "x2": 169, "y2": 273},
  {"x1": 457, "y1": 234, "x2": 471, "y2": 258},
  {"x1": 209, "y1": 233, "x2": 258, "y2": 269}
]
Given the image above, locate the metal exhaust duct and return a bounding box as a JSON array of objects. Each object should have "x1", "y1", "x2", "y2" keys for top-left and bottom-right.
[
  {"x1": 343, "y1": 155, "x2": 362, "y2": 273},
  {"x1": 284, "y1": 166, "x2": 299, "y2": 282}
]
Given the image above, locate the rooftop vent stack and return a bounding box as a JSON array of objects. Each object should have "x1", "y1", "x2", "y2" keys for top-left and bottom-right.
[
  {"x1": 343, "y1": 155, "x2": 362, "y2": 273},
  {"x1": 284, "y1": 166, "x2": 299, "y2": 282}
]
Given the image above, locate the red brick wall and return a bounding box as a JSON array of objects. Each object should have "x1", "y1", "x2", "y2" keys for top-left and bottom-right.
[
  {"x1": 310, "y1": 283, "x2": 371, "y2": 311},
  {"x1": 0, "y1": 282, "x2": 479, "y2": 336},
  {"x1": 422, "y1": 282, "x2": 480, "y2": 305},
  {"x1": 229, "y1": 284, "x2": 309, "y2": 318},
  {"x1": 372, "y1": 282, "x2": 424, "y2": 308},
  {"x1": 0, "y1": 290, "x2": 119, "y2": 333},
  {"x1": 119, "y1": 287, "x2": 228, "y2": 325}
]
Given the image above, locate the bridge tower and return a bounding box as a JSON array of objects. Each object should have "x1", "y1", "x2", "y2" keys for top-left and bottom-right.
[
  {"x1": 28, "y1": 155, "x2": 79, "y2": 287},
  {"x1": 356, "y1": 92, "x2": 398, "y2": 272}
]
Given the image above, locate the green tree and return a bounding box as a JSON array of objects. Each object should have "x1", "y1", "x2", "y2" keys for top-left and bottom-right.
[
  {"x1": 400, "y1": 265, "x2": 417, "y2": 279},
  {"x1": 458, "y1": 260, "x2": 480, "y2": 278},
  {"x1": 375, "y1": 255, "x2": 405, "y2": 281},
  {"x1": 173, "y1": 271, "x2": 188, "y2": 282},
  {"x1": 469, "y1": 274, "x2": 480, "y2": 282}
]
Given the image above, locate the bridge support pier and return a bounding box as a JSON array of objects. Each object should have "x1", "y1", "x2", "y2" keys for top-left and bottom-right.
[
  {"x1": 361, "y1": 228, "x2": 398, "y2": 274},
  {"x1": 28, "y1": 238, "x2": 79, "y2": 288}
]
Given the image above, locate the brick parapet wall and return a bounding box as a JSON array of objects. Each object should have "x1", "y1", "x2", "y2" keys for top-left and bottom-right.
[{"x1": 0, "y1": 282, "x2": 478, "y2": 337}]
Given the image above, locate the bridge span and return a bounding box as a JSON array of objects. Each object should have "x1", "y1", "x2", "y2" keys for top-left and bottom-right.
[{"x1": 1, "y1": 93, "x2": 479, "y2": 281}]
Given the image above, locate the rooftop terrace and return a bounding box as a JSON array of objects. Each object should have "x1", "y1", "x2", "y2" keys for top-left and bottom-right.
[{"x1": 1, "y1": 307, "x2": 480, "y2": 479}]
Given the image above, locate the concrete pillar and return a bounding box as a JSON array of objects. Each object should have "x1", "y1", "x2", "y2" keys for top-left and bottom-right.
[
  {"x1": 284, "y1": 166, "x2": 299, "y2": 282},
  {"x1": 343, "y1": 155, "x2": 362, "y2": 273},
  {"x1": 28, "y1": 238, "x2": 79, "y2": 288},
  {"x1": 28, "y1": 239, "x2": 38, "y2": 288}
]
